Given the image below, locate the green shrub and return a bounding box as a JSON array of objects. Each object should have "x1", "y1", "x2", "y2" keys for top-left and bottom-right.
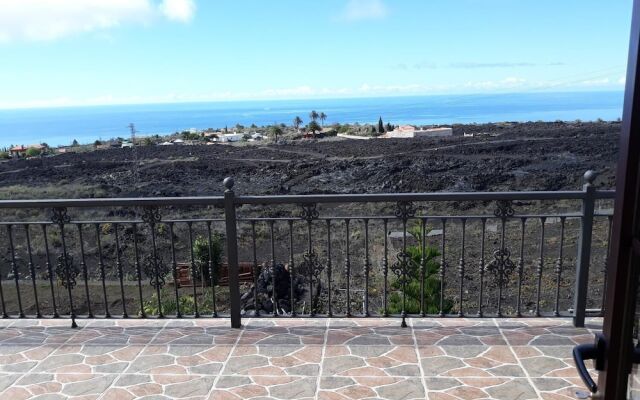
[
  {"x1": 193, "y1": 233, "x2": 224, "y2": 284},
  {"x1": 25, "y1": 147, "x2": 40, "y2": 157},
  {"x1": 387, "y1": 224, "x2": 453, "y2": 315},
  {"x1": 0, "y1": 152, "x2": 9, "y2": 159},
  {"x1": 143, "y1": 288, "x2": 216, "y2": 316}
]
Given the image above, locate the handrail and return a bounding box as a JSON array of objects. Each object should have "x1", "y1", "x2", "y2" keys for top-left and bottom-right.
[{"x1": 0, "y1": 189, "x2": 616, "y2": 208}]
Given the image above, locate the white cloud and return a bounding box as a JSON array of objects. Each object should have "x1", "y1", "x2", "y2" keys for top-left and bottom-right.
[
  {"x1": 0, "y1": 75, "x2": 627, "y2": 109},
  {"x1": 618, "y1": 75, "x2": 626, "y2": 85},
  {"x1": 160, "y1": 0, "x2": 195, "y2": 22},
  {"x1": 579, "y1": 77, "x2": 611, "y2": 87},
  {"x1": 0, "y1": 0, "x2": 195, "y2": 43},
  {"x1": 337, "y1": 0, "x2": 388, "y2": 22}
]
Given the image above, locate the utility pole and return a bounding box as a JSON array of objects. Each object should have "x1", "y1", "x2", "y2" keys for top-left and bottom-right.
[{"x1": 128, "y1": 123, "x2": 139, "y2": 186}]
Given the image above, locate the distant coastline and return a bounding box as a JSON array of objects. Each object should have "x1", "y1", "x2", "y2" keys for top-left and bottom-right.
[{"x1": 0, "y1": 91, "x2": 624, "y2": 148}]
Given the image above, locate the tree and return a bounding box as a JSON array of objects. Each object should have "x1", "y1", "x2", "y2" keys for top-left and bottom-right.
[
  {"x1": 385, "y1": 122, "x2": 394, "y2": 132},
  {"x1": 143, "y1": 137, "x2": 154, "y2": 146},
  {"x1": 193, "y1": 233, "x2": 224, "y2": 285},
  {"x1": 307, "y1": 120, "x2": 321, "y2": 137},
  {"x1": 269, "y1": 125, "x2": 283, "y2": 143},
  {"x1": 309, "y1": 110, "x2": 319, "y2": 122},
  {"x1": 293, "y1": 116, "x2": 303, "y2": 131},
  {"x1": 94, "y1": 140, "x2": 102, "y2": 147},
  {"x1": 319, "y1": 112, "x2": 327, "y2": 127},
  {"x1": 378, "y1": 117, "x2": 385, "y2": 134},
  {"x1": 25, "y1": 147, "x2": 40, "y2": 158},
  {"x1": 72, "y1": 139, "x2": 79, "y2": 147}
]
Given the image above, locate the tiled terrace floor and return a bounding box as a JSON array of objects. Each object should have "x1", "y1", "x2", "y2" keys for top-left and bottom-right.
[{"x1": 0, "y1": 317, "x2": 601, "y2": 400}]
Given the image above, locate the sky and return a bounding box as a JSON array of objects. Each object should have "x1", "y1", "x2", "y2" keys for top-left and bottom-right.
[{"x1": 0, "y1": 0, "x2": 633, "y2": 109}]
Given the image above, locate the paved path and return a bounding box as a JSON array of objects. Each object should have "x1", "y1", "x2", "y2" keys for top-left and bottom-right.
[{"x1": 0, "y1": 317, "x2": 600, "y2": 399}]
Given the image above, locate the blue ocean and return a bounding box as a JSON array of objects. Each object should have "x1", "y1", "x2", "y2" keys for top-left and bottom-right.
[{"x1": 0, "y1": 91, "x2": 624, "y2": 148}]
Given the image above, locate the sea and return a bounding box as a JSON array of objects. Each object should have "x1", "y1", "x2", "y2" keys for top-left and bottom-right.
[{"x1": 0, "y1": 90, "x2": 624, "y2": 148}]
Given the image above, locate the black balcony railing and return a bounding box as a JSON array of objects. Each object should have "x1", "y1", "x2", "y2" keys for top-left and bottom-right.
[{"x1": 0, "y1": 171, "x2": 614, "y2": 328}]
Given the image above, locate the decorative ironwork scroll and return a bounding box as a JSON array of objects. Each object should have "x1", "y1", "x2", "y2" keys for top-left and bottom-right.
[
  {"x1": 300, "y1": 250, "x2": 324, "y2": 281},
  {"x1": 485, "y1": 248, "x2": 516, "y2": 287},
  {"x1": 395, "y1": 201, "x2": 416, "y2": 222},
  {"x1": 141, "y1": 206, "x2": 162, "y2": 225},
  {"x1": 494, "y1": 200, "x2": 515, "y2": 218},
  {"x1": 143, "y1": 254, "x2": 169, "y2": 289},
  {"x1": 51, "y1": 207, "x2": 71, "y2": 225},
  {"x1": 299, "y1": 203, "x2": 319, "y2": 222},
  {"x1": 56, "y1": 254, "x2": 79, "y2": 289}
]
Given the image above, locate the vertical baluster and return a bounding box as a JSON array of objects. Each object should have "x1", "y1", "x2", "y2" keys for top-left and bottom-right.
[
  {"x1": 400, "y1": 214, "x2": 408, "y2": 327},
  {"x1": 477, "y1": 218, "x2": 486, "y2": 317},
  {"x1": 168, "y1": 223, "x2": 181, "y2": 318},
  {"x1": 251, "y1": 221, "x2": 259, "y2": 317},
  {"x1": 41, "y1": 225, "x2": 58, "y2": 318},
  {"x1": 345, "y1": 219, "x2": 351, "y2": 317},
  {"x1": 25, "y1": 225, "x2": 42, "y2": 318},
  {"x1": 458, "y1": 219, "x2": 466, "y2": 317},
  {"x1": 439, "y1": 219, "x2": 447, "y2": 317},
  {"x1": 307, "y1": 219, "x2": 314, "y2": 316},
  {"x1": 601, "y1": 215, "x2": 613, "y2": 314},
  {"x1": 7, "y1": 225, "x2": 24, "y2": 317},
  {"x1": 535, "y1": 217, "x2": 546, "y2": 317},
  {"x1": 132, "y1": 224, "x2": 145, "y2": 318},
  {"x1": 363, "y1": 219, "x2": 370, "y2": 317},
  {"x1": 56, "y1": 211, "x2": 77, "y2": 328},
  {"x1": 554, "y1": 217, "x2": 566, "y2": 316},
  {"x1": 288, "y1": 220, "x2": 295, "y2": 317},
  {"x1": 326, "y1": 219, "x2": 333, "y2": 317},
  {"x1": 187, "y1": 222, "x2": 200, "y2": 317},
  {"x1": 76, "y1": 224, "x2": 92, "y2": 318},
  {"x1": 95, "y1": 224, "x2": 110, "y2": 317},
  {"x1": 148, "y1": 218, "x2": 163, "y2": 318},
  {"x1": 516, "y1": 218, "x2": 526, "y2": 317},
  {"x1": 114, "y1": 224, "x2": 128, "y2": 318},
  {"x1": 206, "y1": 221, "x2": 217, "y2": 317},
  {"x1": 269, "y1": 220, "x2": 277, "y2": 317},
  {"x1": 382, "y1": 218, "x2": 388, "y2": 317},
  {"x1": 497, "y1": 217, "x2": 506, "y2": 317},
  {"x1": 420, "y1": 218, "x2": 426, "y2": 317}
]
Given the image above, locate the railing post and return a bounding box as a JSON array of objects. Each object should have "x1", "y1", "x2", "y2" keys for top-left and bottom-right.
[
  {"x1": 573, "y1": 170, "x2": 597, "y2": 327},
  {"x1": 224, "y1": 177, "x2": 242, "y2": 328}
]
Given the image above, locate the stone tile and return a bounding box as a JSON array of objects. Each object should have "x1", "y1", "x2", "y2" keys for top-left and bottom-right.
[{"x1": 0, "y1": 317, "x2": 596, "y2": 399}]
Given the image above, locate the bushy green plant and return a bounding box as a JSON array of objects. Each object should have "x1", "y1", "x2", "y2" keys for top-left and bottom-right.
[
  {"x1": 25, "y1": 147, "x2": 40, "y2": 157},
  {"x1": 0, "y1": 152, "x2": 9, "y2": 159},
  {"x1": 387, "y1": 224, "x2": 452, "y2": 315},
  {"x1": 143, "y1": 289, "x2": 215, "y2": 316},
  {"x1": 193, "y1": 233, "x2": 224, "y2": 284}
]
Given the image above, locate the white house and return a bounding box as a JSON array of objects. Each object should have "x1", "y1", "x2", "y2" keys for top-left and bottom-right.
[
  {"x1": 218, "y1": 133, "x2": 242, "y2": 143},
  {"x1": 385, "y1": 125, "x2": 453, "y2": 139}
]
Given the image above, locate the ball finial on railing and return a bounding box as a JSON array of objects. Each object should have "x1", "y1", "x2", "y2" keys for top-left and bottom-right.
[
  {"x1": 584, "y1": 170, "x2": 597, "y2": 185},
  {"x1": 223, "y1": 177, "x2": 235, "y2": 191}
]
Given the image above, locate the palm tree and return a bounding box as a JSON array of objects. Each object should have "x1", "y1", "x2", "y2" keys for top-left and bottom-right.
[
  {"x1": 309, "y1": 110, "x2": 319, "y2": 122},
  {"x1": 293, "y1": 116, "x2": 303, "y2": 131},
  {"x1": 319, "y1": 112, "x2": 327, "y2": 127},
  {"x1": 307, "y1": 121, "x2": 321, "y2": 138},
  {"x1": 269, "y1": 125, "x2": 284, "y2": 143}
]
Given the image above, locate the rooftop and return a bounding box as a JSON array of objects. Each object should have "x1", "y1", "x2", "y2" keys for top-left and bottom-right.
[{"x1": 0, "y1": 317, "x2": 599, "y2": 399}]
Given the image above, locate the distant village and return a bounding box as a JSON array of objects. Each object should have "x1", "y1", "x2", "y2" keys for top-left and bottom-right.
[{"x1": 1, "y1": 112, "x2": 458, "y2": 160}]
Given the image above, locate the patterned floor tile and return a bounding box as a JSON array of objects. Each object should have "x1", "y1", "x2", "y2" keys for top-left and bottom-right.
[
  {"x1": 318, "y1": 376, "x2": 425, "y2": 399},
  {"x1": 212, "y1": 375, "x2": 317, "y2": 399},
  {"x1": 0, "y1": 317, "x2": 598, "y2": 399}
]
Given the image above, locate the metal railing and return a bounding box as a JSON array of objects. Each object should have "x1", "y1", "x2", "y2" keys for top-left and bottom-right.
[{"x1": 0, "y1": 171, "x2": 614, "y2": 328}]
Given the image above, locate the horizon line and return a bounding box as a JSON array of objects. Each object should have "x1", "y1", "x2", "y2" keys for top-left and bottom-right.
[{"x1": 0, "y1": 88, "x2": 625, "y2": 112}]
